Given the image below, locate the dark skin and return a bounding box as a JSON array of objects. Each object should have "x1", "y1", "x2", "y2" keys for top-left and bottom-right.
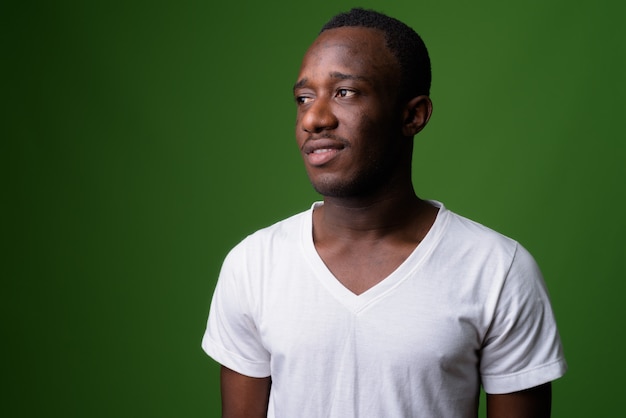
[
  {"x1": 220, "y1": 26, "x2": 552, "y2": 417},
  {"x1": 487, "y1": 383, "x2": 552, "y2": 418},
  {"x1": 220, "y1": 367, "x2": 270, "y2": 418}
]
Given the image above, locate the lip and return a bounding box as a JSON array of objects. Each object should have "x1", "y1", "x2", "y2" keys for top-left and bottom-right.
[{"x1": 302, "y1": 138, "x2": 346, "y2": 166}]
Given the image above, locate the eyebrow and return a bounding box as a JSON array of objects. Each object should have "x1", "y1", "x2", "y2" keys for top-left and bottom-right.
[
  {"x1": 293, "y1": 78, "x2": 308, "y2": 92},
  {"x1": 293, "y1": 72, "x2": 369, "y2": 92},
  {"x1": 329, "y1": 71, "x2": 368, "y2": 82}
]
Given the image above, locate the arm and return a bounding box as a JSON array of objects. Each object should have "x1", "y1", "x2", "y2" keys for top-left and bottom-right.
[
  {"x1": 486, "y1": 382, "x2": 551, "y2": 418},
  {"x1": 221, "y1": 366, "x2": 271, "y2": 418}
]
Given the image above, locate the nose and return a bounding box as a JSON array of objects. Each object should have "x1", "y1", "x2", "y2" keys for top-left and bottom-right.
[{"x1": 300, "y1": 98, "x2": 338, "y2": 133}]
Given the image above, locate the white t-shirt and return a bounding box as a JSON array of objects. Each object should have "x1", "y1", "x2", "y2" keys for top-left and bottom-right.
[{"x1": 202, "y1": 201, "x2": 567, "y2": 418}]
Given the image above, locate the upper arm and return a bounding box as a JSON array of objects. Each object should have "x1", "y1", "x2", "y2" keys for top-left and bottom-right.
[
  {"x1": 481, "y1": 245, "x2": 566, "y2": 394},
  {"x1": 486, "y1": 382, "x2": 552, "y2": 418},
  {"x1": 220, "y1": 366, "x2": 271, "y2": 418}
]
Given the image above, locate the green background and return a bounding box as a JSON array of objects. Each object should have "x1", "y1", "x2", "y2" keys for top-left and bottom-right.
[{"x1": 3, "y1": 0, "x2": 625, "y2": 416}]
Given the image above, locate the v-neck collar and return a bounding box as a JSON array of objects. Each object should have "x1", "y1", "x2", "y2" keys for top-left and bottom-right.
[{"x1": 300, "y1": 201, "x2": 449, "y2": 313}]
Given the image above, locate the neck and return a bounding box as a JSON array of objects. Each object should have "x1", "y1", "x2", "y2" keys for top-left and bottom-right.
[{"x1": 315, "y1": 184, "x2": 430, "y2": 240}]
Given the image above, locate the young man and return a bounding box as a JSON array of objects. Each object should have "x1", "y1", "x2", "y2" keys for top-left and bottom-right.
[{"x1": 202, "y1": 8, "x2": 566, "y2": 417}]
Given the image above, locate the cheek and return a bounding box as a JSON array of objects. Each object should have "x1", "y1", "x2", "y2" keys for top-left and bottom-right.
[
  {"x1": 294, "y1": 114, "x2": 305, "y2": 144},
  {"x1": 295, "y1": 129, "x2": 306, "y2": 149},
  {"x1": 358, "y1": 114, "x2": 390, "y2": 143}
]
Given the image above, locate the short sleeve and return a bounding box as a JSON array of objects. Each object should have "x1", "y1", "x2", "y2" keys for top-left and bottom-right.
[
  {"x1": 480, "y1": 243, "x2": 567, "y2": 394},
  {"x1": 201, "y1": 243, "x2": 271, "y2": 378}
]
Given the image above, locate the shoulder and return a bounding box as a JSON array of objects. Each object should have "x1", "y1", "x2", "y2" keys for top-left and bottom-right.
[
  {"x1": 214, "y1": 206, "x2": 313, "y2": 309},
  {"x1": 432, "y1": 203, "x2": 544, "y2": 290},
  {"x1": 435, "y1": 202, "x2": 520, "y2": 257},
  {"x1": 224, "y1": 206, "x2": 312, "y2": 265}
]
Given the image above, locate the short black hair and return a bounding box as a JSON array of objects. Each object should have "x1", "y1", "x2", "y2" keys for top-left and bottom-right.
[{"x1": 320, "y1": 8, "x2": 431, "y2": 99}]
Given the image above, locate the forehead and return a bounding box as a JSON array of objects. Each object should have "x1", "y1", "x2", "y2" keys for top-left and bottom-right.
[{"x1": 298, "y1": 27, "x2": 399, "y2": 83}]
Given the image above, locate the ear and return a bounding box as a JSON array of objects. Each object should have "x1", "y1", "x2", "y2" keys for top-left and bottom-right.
[{"x1": 402, "y1": 95, "x2": 433, "y2": 137}]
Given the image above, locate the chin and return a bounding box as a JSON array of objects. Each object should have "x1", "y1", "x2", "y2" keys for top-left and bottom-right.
[{"x1": 309, "y1": 175, "x2": 379, "y2": 198}]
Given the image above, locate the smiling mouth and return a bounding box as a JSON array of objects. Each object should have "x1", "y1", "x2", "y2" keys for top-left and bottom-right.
[
  {"x1": 301, "y1": 135, "x2": 347, "y2": 166},
  {"x1": 306, "y1": 147, "x2": 341, "y2": 166}
]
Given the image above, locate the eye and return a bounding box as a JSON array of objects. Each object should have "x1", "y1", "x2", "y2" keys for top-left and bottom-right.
[
  {"x1": 295, "y1": 95, "x2": 313, "y2": 105},
  {"x1": 336, "y1": 89, "x2": 356, "y2": 98}
]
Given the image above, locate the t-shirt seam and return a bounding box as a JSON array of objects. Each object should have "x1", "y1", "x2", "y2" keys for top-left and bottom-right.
[
  {"x1": 481, "y1": 357, "x2": 565, "y2": 380},
  {"x1": 204, "y1": 334, "x2": 270, "y2": 368}
]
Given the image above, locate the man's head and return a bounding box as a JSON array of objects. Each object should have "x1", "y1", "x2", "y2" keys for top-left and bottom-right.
[
  {"x1": 320, "y1": 8, "x2": 431, "y2": 101},
  {"x1": 293, "y1": 9, "x2": 432, "y2": 198}
]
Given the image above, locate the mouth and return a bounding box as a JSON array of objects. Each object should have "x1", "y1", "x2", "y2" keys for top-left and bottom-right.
[
  {"x1": 306, "y1": 148, "x2": 341, "y2": 166},
  {"x1": 302, "y1": 137, "x2": 347, "y2": 167}
]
